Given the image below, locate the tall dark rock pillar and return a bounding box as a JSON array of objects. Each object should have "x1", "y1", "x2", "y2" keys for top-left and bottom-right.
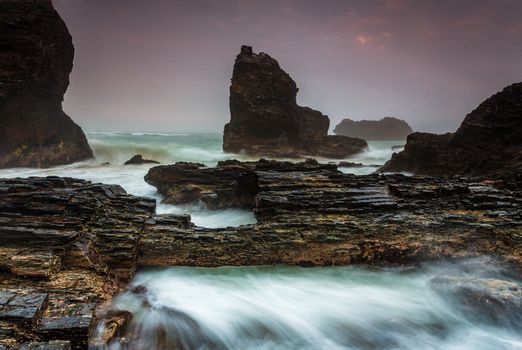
[
  {"x1": 223, "y1": 45, "x2": 366, "y2": 158},
  {"x1": 0, "y1": 0, "x2": 93, "y2": 168}
]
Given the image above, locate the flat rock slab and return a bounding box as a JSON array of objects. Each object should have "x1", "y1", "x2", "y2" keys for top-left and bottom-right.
[
  {"x1": 0, "y1": 292, "x2": 48, "y2": 326},
  {"x1": 37, "y1": 303, "x2": 95, "y2": 349}
]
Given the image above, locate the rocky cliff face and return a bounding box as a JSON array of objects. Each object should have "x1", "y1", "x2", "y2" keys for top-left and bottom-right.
[
  {"x1": 381, "y1": 83, "x2": 522, "y2": 179},
  {"x1": 0, "y1": 1, "x2": 93, "y2": 168},
  {"x1": 223, "y1": 46, "x2": 367, "y2": 158},
  {"x1": 334, "y1": 117, "x2": 413, "y2": 140}
]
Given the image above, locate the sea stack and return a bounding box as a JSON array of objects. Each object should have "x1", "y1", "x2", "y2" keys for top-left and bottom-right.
[
  {"x1": 334, "y1": 117, "x2": 413, "y2": 140},
  {"x1": 0, "y1": 0, "x2": 93, "y2": 168},
  {"x1": 223, "y1": 45, "x2": 367, "y2": 158},
  {"x1": 380, "y1": 82, "x2": 522, "y2": 179}
]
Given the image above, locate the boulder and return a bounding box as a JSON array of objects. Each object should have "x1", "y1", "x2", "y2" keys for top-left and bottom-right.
[
  {"x1": 381, "y1": 83, "x2": 522, "y2": 179},
  {"x1": 0, "y1": 1, "x2": 93, "y2": 168},
  {"x1": 123, "y1": 155, "x2": 159, "y2": 165},
  {"x1": 223, "y1": 45, "x2": 367, "y2": 158},
  {"x1": 334, "y1": 117, "x2": 413, "y2": 140}
]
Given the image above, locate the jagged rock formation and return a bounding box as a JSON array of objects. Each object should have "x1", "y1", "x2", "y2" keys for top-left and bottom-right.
[
  {"x1": 333, "y1": 117, "x2": 413, "y2": 140},
  {"x1": 381, "y1": 83, "x2": 522, "y2": 180},
  {"x1": 1, "y1": 162, "x2": 522, "y2": 346},
  {"x1": 0, "y1": 1, "x2": 93, "y2": 168},
  {"x1": 223, "y1": 46, "x2": 367, "y2": 158}
]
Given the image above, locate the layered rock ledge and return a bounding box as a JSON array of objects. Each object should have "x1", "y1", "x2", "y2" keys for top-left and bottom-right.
[
  {"x1": 1, "y1": 161, "x2": 522, "y2": 347},
  {"x1": 0, "y1": 1, "x2": 93, "y2": 168},
  {"x1": 223, "y1": 46, "x2": 367, "y2": 158},
  {"x1": 381, "y1": 82, "x2": 522, "y2": 181}
]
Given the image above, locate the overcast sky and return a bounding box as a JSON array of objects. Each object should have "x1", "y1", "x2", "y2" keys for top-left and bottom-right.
[{"x1": 53, "y1": 0, "x2": 522, "y2": 133}]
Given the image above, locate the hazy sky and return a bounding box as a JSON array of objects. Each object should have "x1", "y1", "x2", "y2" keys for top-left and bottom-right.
[{"x1": 53, "y1": 0, "x2": 522, "y2": 133}]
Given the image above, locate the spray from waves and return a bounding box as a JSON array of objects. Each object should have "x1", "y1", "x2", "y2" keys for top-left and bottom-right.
[
  {"x1": 87, "y1": 132, "x2": 253, "y2": 166},
  {"x1": 349, "y1": 140, "x2": 405, "y2": 165},
  {"x1": 156, "y1": 201, "x2": 256, "y2": 228},
  {"x1": 91, "y1": 257, "x2": 522, "y2": 350}
]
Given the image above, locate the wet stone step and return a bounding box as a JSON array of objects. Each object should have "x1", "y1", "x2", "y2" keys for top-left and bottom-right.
[
  {"x1": 0, "y1": 292, "x2": 48, "y2": 326},
  {"x1": 36, "y1": 303, "x2": 95, "y2": 350}
]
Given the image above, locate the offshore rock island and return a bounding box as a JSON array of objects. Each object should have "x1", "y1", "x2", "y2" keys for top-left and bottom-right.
[
  {"x1": 0, "y1": 1, "x2": 92, "y2": 168},
  {"x1": 334, "y1": 117, "x2": 414, "y2": 140},
  {"x1": 223, "y1": 46, "x2": 367, "y2": 158}
]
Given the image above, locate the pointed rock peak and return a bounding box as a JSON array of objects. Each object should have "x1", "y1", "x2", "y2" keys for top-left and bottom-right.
[{"x1": 240, "y1": 45, "x2": 253, "y2": 55}]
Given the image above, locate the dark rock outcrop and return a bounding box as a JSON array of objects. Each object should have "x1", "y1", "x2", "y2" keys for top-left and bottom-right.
[
  {"x1": 0, "y1": 1, "x2": 93, "y2": 168},
  {"x1": 381, "y1": 83, "x2": 522, "y2": 179},
  {"x1": 223, "y1": 46, "x2": 367, "y2": 158},
  {"x1": 123, "y1": 155, "x2": 159, "y2": 166},
  {"x1": 334, "y1": 117, "x2": 413, "y2": 140},
  {"x1": 144, "y1": 159, "x2": 335, "y2": 209}
]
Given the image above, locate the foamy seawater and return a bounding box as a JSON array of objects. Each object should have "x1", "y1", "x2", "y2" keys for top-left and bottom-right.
[
  {"x1": 93, "y1": 257, "x2": 522, "y2": 350},
  {"x1": 0, "y1": 133, "x2": 404, "y2": 228}
]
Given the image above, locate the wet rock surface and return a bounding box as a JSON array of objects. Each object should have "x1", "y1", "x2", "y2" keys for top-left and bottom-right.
[
  {"x1": 429, "y1": 258, "x2": 522, "y2": 328},
  {"x1": 0, "y1": 177, "x2": 155, "y2": 349},
  {"x1": 334, "y1": 117, "x2": 413, "y2": 140},
  {"x1": 223, "y1": 46, "x2": 367, "y2": 158},
  {"x1": 381, "y1": 83, "x2": 522, "y2": 179},
  {"x1": 0, "y1": 1, "x2": 93, "y2": 168},
  {"x1": 1, "y1": 161, "x2": 522, "y2": 347},
  {"x1": 143, "y1": 159, "x2": 522, "y2": 267}
]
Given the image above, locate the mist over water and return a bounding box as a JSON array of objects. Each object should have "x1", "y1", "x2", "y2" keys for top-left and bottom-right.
[
  {"x1": 93, "y1": 258, "x2": 522, "y2": 350},
  {"x1": 0, "y1": 133, "x2": 402, "y2": 227}
]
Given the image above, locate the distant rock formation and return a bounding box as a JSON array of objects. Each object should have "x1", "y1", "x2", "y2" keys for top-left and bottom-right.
[
  {"x1": 0, "y1": 1, "x2": 93, "y2": 168},
  {"x1": 333, "y1": 117, "x2": 413, "y2": 140},
  {"x1": 223, "y1": 45, "x2": 367, "y2": 158},
  {"x1": 381, "y1": 82, "x2": 522, "y2": 181},
  {"x1": 124, "y1": 154, "x2": 160, "y2": 165}
]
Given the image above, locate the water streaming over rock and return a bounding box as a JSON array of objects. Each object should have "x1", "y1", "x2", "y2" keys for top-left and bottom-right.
[{"x1": 92, "y1": 258, "x2": 522, "y2": 350}]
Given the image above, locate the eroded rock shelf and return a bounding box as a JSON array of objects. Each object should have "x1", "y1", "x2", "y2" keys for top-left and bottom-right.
[{"x1": 1, "y1": 161, "x2": 521, "y2": 347}]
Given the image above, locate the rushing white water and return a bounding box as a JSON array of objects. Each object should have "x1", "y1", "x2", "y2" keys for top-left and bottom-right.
[
  {"x1": 93, "y1": 258, "x2": 522, "y2": 350},
  {"x1": 0, "y1": 133, "x2": 403, "y2": 227}
]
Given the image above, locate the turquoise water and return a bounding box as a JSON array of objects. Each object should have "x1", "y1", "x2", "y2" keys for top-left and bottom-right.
[
  {"x1": 0, "y1": 133, "x2": 404, "y2": 227},
  {"x1": 93, "y1": 258, "x2": 522, "y2": 350}
]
